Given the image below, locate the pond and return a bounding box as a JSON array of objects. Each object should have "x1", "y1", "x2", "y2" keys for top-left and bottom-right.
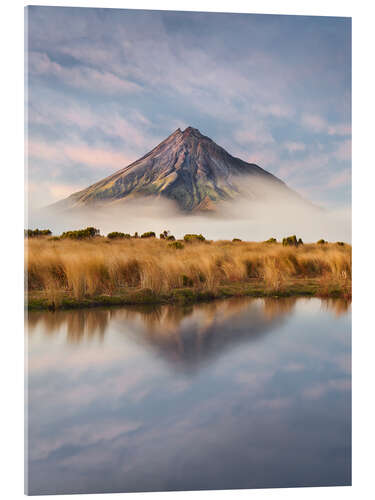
[{"x1": 26, "y1": 297, "x2": 351, "y2": 495}]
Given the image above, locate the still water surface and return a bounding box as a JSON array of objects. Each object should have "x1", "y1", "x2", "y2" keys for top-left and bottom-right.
[{"x1": 26, "y1": 297, "x2": 351, "y2": 495}]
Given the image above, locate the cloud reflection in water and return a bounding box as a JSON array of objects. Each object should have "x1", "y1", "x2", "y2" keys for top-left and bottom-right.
[{"x1": 26, "y1": 297, "x2": 351, "y2": 495}]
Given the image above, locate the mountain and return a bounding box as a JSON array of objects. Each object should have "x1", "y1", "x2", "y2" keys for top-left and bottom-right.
[{"x1": 52, "y1": 126, "x2": 307, "y2": 212}]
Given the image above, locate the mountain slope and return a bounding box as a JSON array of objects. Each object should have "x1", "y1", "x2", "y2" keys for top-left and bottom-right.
[{"x1": 52, "y1": 126, "x2": 304, "y2": 212}]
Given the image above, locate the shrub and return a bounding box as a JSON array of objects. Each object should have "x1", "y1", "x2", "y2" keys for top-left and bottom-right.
[
  {"x1": 25, "y1": 228, "x2": 52, "y2": 238},
  {"x1": 184, "y1": 233, "x2": 205, "y2": 243},
  {"x1": 168, "y1": 241, "x2": 184, "y2": 250},
  {"x1": 317, "y1": 239, "x2": 327, "y2": 245},
  {"x1": 160, "y1": 230, "x2": 171, "y2": 239},
  {"x1": 232, "y1": 238, "x2": 242, "y2": 242},
  {"x1": 167, "y1": 235, "x2": 176, "y2": 241},
  {"x1": 264, "y1": 237, "x2": 277, "y2": 244},
  {"x1": 282, "y1": 235, "x2": 303, "y2": 247},
  {"x1": 133, "y1": 232, "x2": 139, "y2": 238},
  {"x1": 107, "y1": 232, "x2": 131, "y2": 239},
  {"x1": 61, "y1": 227, "x2": 100, "y2": 240},
  {"x1": 282, "y1": 235, "x2": 297, "y2": 246},
  {"x1": 336, "y1": 241, "x2": 345, "y2": 246},
  {"x1": 141, "y1": 231, "x2": 156, "y2": 238}
]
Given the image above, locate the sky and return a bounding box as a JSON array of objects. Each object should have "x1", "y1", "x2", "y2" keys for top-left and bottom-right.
[{"x1": 26, "y1": 6, "x2": 351, "y2": 210}]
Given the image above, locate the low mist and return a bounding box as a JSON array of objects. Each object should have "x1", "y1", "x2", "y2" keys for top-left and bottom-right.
[{"x1": 27, "y1": 177, "x2": 351, "y2": 243}]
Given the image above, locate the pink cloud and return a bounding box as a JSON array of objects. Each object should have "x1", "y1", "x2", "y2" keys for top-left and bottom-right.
[
  {"x1": 326, "y1": 168, "x2": 351, "y2": 189},
  {"x1": 234, "y1": 125, "x2": 274, "y2": 146},
  {"x1": 27, "y1": 181, "x2": 85, "y2": 207},
  {"x1": 63, "y1": 144, "x2": 132, "y2": 169},
  {"x1": 28, "y1": 100, "x2": 157, "y2": 153},
  {"x1": 328, "y1": 124, "x2": 351, "y2": 136},
  {"x1": 253, "y1": 103, "x2": 293, "y2": 118},
  {"x1": 277, "y1": 139, "x2": 351, "y2": 182},
  {"x1": 28, "y1": 140, "x2": 59, "y2": 162},
  {"x1": 301, "y1": 113, "x2": 351, "y2": 136},
  {"x1": 301, "y1": 113, "x2": 327, "y2": 132},
  {"x1": 302, "y1": 378, "x2": 350, "y2": 400},
  {"x1": 245, "y1": 149, "x2": 279, "y2": 167},
  {"x1": 49, "y1": 183, "x2": 84, "y2": 200},
  {"x1": 28, "y1": 139, "x2": 135, "y2": 170},
  {"x1": 283, "y1": 141, "x2": 306, "y2": 153},
  {"x1": 334, "y1": 139, "x2": 351, "y2": 161}
]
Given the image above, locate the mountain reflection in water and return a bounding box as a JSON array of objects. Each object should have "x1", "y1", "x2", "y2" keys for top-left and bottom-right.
[
  {"x1": 26, "y1": 297, "x2": 351, "y2": 495},
  {"x1": 27, "y1": 297, "x2": 350, "y2": 371}
]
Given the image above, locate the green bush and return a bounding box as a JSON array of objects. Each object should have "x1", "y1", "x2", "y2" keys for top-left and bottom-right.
[
  {"x1": 282, "y1": 235, "x2": 303, "y2": 247},
  {"x1": 317, "y1": 239, "x2": 327, "y2": 245},
  {"x1": 183, "y1": 233, "x2": 205, "y2": 243},
  {"x1": 161, "y1": 232, "x2": 175, "y2": 241},
  {"x1": 264, "y1": 237, "x2": 277, "y2": 244},
  {"x1": 107, "y1": 232, "x2": 131, "y2": 239},
  {"x1": 141, "y1": 231, "x2": 156, "y2": 238},
  {"x1": 232, "y1": 238, "x2": 242, "y2": 242},
  {"x1": 336, "y1": 241, "x2": 345, "y2": 246},
  {"x1": 25, "y1": 228, "x2": 52, "y2": 238},
  {"x1": 160, "y1": 230, "x2": 171, "y2": 239},
  {"x1": 61, "y1": 227, "x2": 100, "y2": 240},
  {"x1": 168, "y1": 241, "x2": 184, "y2": 250}
]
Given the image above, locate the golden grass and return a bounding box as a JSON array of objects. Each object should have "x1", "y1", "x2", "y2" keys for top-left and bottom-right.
[{"x1": 26, "y1": 237, "x2": 351, "y2": 306}]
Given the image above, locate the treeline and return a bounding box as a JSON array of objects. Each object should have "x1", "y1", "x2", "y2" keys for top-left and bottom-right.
[
  {"x1": 25, "y1": 229, "x2": 52, "y2": 238},
  {"x1": 24, "y1": 227, "x2": 205, "y2": 243},
  {"x1": 24, "y1": 227, "x2": 347, "y2": 246}
]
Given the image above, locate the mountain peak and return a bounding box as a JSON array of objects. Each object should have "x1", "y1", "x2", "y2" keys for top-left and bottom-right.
[
  {"x1": 171, "y1": 126, "x2": 204, "y2": 140},
  {"x1": 53, "y1": 127, "x2": 293, "y2": 212},
  {"x1": 183, "y1": 126, "x2": 202, "y2": 136}
]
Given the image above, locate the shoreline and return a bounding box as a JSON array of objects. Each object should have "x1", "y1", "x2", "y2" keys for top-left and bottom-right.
[{"x1": 27, "y1": 279, "x2": 351, "y2": 311}]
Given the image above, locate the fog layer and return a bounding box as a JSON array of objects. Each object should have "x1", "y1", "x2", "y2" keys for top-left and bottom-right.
[{"x1": 28, "y1": 189, "x2": 351, "y2": 243}]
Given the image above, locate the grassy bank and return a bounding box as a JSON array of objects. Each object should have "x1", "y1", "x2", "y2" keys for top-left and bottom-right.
[{"x1": 26, "y1": 237, "x2": 351, "y2": 310}]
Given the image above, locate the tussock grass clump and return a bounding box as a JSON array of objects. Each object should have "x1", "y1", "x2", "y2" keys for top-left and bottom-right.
[
  {"x1": 26, "y1": 237, "x2": 351, "y2": 306},
  {"x1": 107, "y1": 232, "x2": 131, "y2": 239},
  {"x1": 169, "y1": 241, "x2": 184, "y2": 250}
]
